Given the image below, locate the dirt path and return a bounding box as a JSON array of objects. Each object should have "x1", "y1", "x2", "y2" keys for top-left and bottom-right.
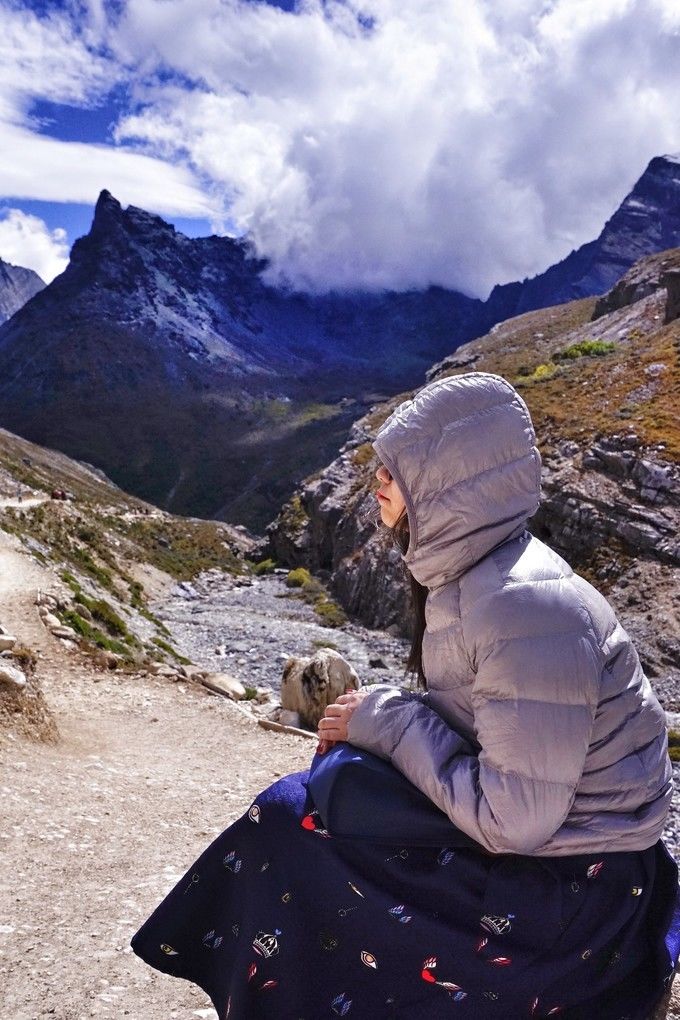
[
  {"x1": 1, "y1": 526, "x2": 679, "y2": 1019},
  {"x1": 0, "y1": 530, "x2": 312, "y2": 1020}
]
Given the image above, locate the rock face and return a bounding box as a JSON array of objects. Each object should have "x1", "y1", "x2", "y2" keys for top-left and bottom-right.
[
  {"x1": 0, "y1": 257, "x2": 44, "y2": 325},
  {"x1": 664, "y1": 268, "x2": 680, "y2": 323},
  {"x1": 268, "y1": 247, "x2": 680, "y2": 707},
  {"x1": 592, "y1": 248, "x2": 680, "y2": 319}
]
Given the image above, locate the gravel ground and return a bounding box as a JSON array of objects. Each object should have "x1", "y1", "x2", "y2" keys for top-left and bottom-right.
[{"x1": 155, "y1": 568, "x2": 411, "y2": 695}]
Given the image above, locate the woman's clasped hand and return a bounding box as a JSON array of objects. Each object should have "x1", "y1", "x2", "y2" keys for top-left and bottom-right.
[{"x1": 316, "y1": 688, "x2": 368, "y2": 752}]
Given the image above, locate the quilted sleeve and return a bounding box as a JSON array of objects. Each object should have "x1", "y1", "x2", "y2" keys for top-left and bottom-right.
[{"x1": 347, "y1": 580, "x2": 602, "y2": 854}]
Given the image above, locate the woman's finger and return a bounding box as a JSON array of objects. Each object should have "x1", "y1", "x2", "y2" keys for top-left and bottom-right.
[
  {"x1": 323, "y1": 704, "x2": 343, "y2": 717},
  {"x1": 318, "y1": 717, "x2": 342, "y2": 732}
]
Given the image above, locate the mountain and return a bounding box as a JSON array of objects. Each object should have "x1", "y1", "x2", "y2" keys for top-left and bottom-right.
[
  {"x1": 266, "y1": 246, "x2": 680, "y2": 707},
  {"x1": 483, "y1": 154, "x2": 680, "y2": 325},
  {"x1": 0, "y1": 155, "x2": 678, "y2": 530},
  {"x1": 0, "y1": 191, "x2": 480, "y2": 529},
  {"x1": 0, "y1": 257, "x2": 44, "y2": 324}
]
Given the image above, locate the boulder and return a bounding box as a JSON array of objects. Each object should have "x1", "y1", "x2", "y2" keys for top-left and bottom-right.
[
  {"x1": 201, "y1": 673, "x2": 247, "y2": 700},
  {"x1": 280, "y1": 648, "x2": 360, "y2": 731},
  {"x1": 51, "y1": 626, "x2": 78, "y2": 640},
  {"x1": 0, "y1": 663, "x2": 27, "y2": 688}
]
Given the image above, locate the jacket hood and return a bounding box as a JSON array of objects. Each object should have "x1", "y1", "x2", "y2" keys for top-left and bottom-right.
[{"x1": 372, "y1": 372, "x2": 542, "y2": 589}]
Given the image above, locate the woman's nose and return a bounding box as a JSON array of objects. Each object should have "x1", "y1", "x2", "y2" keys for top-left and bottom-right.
[{"x1": 376, "y1": 465, "x2": 390, "y2": 483}]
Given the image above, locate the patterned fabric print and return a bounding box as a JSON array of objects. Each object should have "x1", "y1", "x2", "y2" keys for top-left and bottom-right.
[{"x1": 130, "y1": 771, "x2": 680, "y2": 1020}]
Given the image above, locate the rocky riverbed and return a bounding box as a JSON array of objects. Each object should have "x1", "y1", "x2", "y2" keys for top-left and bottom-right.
[{"x1": 154, "y1": 567, "x2": 412, "y2": 698}]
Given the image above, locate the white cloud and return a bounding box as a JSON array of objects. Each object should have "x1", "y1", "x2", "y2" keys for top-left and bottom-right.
[
  {"x1": 0, "y1": 208, "x2": 69, "y2": 282},
  {"x1": 0, "y1": 4, "x2": 215, "y2": 223},
  {"x1": 3, "y1": 0, "x2": 680, "y2": 295},
  {"x1": 107, "y1": 0, "x2": 680, "y2": 296}
]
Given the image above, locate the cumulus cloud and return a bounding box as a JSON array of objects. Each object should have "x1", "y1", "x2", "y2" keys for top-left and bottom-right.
[
  {"x1": 106, "y1": 0, "x2": 680, "y2": 296},
  {"x1": 0, "y1": 4, "x2": 214, "y2": 219},
  {"x1": 4, "y1": 0, "x2": 680, "y2": 295},
  {"x1": 0, "y1": 208, "x2": 69, "y2": 282}
]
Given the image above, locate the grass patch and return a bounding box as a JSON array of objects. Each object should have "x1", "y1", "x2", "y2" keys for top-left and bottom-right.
[
  {"x1": 311, "y1": 638, "x2": 340, "y2": 650},
  {"x1": 152, "y1": 636, "x2": 192, "y2": 665},
  {"x1": 243, "y1": 686, "x2": 258, "y2": 701},
  {"x1": 554, "y1": 339, "x2": 617, "y2": 360},
  {"x1": 62, "y1": 609, "x2": 133, "y2": 659},
  {"x1": 351, "y1": 443, "x2": 376, "y2": 468},
  {"x1": 515, "y1": 362, "x2": 560, "y2": 385},
  {"x1": 120, "y1": 516, "x2": 244, "y2": 580},
  {"x1": 668, "y1": 730, "x2": 680, "y2": 763}
]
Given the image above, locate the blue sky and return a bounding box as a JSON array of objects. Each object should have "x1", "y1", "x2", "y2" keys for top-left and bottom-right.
[{"x1": 0, "y1": 1, "x2": 679, "y2": 292}]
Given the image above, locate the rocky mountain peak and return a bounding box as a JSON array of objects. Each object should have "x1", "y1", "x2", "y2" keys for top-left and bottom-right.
[{"x1": 0, "y1": 257, "x2": 45, "y2": 325}]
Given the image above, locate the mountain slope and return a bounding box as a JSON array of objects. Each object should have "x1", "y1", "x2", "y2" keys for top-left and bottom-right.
[
  {"x1": 0, "y1": 191, "x2": 480, "y2": 529},
  {"x1": 0, "y1": 155, "x2": 678, "y2": 529}
]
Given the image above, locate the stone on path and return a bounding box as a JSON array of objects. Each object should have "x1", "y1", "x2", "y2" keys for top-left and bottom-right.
[
  {"x1": 51, "y1": 626, "x2": 78, "y2": 640},
  {"x1": 40, "y1": 611, "x2": 62, "y2": 630},
  {"x1": 201, "y1": 673, "x2": 246, "y2": 701},
  {"x1": 0, "y1": 663, "x2": 27, "y2": 688},
  {"x1": 0, "y1": 634, "x2": 17, "y2": 651}
]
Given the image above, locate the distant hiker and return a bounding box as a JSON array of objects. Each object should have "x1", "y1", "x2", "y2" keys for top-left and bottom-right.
[{"x1": 131, "y1": 373, "x2": 679, "y2": 1018}]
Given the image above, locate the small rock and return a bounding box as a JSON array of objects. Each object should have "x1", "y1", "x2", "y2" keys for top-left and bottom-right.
[
  {"x1": 155, "y1": 664, "x2": 181, "y2": 678},
  {"x1": 0, "y1": 635, "x2": 17, "y2": 651},
  {"x1": 279, "y1": 709, "x2": 302, "y2": 728},
  {"x1": 0, "y1": 664, "x2": 27, "y2": 688}
]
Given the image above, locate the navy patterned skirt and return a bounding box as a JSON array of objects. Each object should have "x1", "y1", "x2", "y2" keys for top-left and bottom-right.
[{"x1": 131, "y1": 771, "x2": 680, "y2": 1019}]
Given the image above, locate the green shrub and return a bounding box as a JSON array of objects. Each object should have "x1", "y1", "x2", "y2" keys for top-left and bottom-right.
[
  {"x1": 252, "y1": 557, "x2": 276, "y2": 575},
  {"x1": 243, "y1": 686, "x2": 258, "y2": 701},
  {"x1": 668, "y1": 730, "x2": 680, "y2": 762},
  {"x1": 286, "y1": 567, "x2": 312, "y2": 588},
  {"x1": 314, "y1": 598, "x2": 347, "y2": 628}
]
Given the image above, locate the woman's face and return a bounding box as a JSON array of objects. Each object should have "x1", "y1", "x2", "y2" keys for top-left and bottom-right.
[{"x1": 375, "y1": 462, "x2": 407, "y2": 528}]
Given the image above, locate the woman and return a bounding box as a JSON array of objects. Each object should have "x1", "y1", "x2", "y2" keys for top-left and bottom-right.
[{"x1": 131, "y1": 372, "x2": 679, "y2": 1018}]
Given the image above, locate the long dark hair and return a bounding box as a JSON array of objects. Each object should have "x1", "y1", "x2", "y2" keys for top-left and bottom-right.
[{"x1": 392, "y1": 508, "x2": 428, "y2": 689}]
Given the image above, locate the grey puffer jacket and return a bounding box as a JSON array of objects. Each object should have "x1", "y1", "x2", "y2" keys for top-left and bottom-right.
[{"x1": 347, "y1": 372, "x2": 672, "y2": 856}]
